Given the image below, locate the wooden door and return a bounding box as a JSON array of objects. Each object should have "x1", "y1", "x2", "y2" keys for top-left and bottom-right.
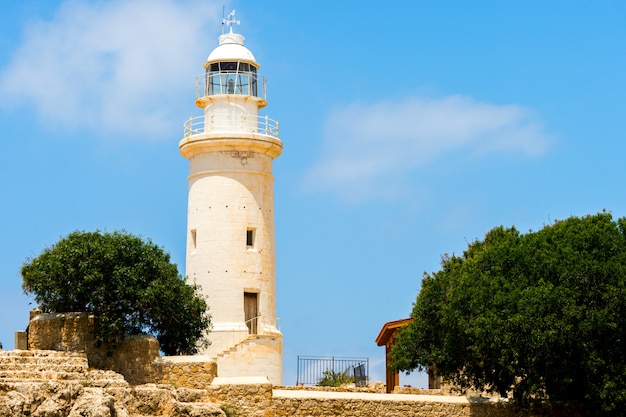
[{"x1": 244, "y1": 292, "x2": 258, "y2": 334}]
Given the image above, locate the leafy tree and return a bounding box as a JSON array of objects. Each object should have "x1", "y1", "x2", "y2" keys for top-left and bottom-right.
[
  {"x1": 21, "y1": 230, "x2": 210, "y2": 355},
  {"x1": 390, "y1": 212, "x2": 626, "y2": 416}
]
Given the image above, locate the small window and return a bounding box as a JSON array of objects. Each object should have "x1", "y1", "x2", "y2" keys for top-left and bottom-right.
[
  {"x1": 191, "y1": 229, "x2": 197, "y2": 250},
  {"x1": 221, "y1": 62, "x2": 238, "y2": 72},
  {"x1": 246, "y1": 228, "x2": 255, "y2": 248}
]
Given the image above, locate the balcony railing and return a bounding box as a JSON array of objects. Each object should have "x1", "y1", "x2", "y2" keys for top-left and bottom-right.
[{"x1": 183, "y1": 114, "x2": 279, "y2": 138}]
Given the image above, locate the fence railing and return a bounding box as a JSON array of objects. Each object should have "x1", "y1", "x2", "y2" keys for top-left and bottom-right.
[
  {"x1": 296, "y1": 356, "x2": 369, "y2": 387},
  {"x1": 183, "y1": 114, "x2": 279, "y2": 138}
]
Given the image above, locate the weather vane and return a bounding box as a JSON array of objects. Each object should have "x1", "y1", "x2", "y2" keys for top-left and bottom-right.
[{"x1": 222, "y1": 9, "x2": 240, "y2": 34}]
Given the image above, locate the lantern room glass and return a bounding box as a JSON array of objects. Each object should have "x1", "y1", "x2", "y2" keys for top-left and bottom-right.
[{"x1": 206, "y1": 61, "x2": 259, "y2": 96}]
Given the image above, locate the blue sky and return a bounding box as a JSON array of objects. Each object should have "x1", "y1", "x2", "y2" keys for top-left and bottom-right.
[{"x1": 1, "y1": 0, "x2": 625, "y2": 388}]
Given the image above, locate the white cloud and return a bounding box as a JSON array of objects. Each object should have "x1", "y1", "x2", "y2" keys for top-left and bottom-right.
[
  {"x1": 303, "y1": 96, "x2": 552, "y2": 202},
  {"x1": 0, "y1": 0, "x2": 222, "y2": 139}
]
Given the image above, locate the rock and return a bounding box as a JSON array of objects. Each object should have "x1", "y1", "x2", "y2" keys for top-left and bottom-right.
[
  {"x1": 0, "y1": 391, "x2": 27, "y2": 415},
  {"x1": 0, "y1": 381, "x2": 225, "y2": 417},
  {"x1": 32, "y1": 396, "x2": 67, "y2": 417},
  {"x1": 128, "y1": 384, "x2": 177, "y2": 415},
  {"x1": 2, "y1": 381, "x2": 83, "y2": 417},
  {"x1": 68, "y1": 390, "x2": 128, "y2": 417},
  {"x1": 173, "y1": 401, "x2": 225, "y2": 417}
]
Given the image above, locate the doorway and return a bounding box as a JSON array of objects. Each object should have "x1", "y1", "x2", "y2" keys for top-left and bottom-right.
[{"x1": 244, "y1": 292, "x2": 258, "y2": 334}]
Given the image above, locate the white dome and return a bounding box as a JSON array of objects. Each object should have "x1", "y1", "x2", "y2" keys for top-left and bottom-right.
[{"x1": 206, "y1": 32, "x2": 257, "y2": 64}]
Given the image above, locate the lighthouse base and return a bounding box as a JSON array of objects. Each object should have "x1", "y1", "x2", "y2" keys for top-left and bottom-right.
[{"x1": 211, "y1": 333, "x2": 283, "y2": 385}]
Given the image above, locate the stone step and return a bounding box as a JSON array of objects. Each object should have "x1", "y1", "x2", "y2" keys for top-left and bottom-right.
[
  {"x1": 78, "y1": 378, "x2": 130, "y2": 388},
  {"x1": 0, "y1": 357, "x2": 88, "y2": 366},
  {"x1": 0, "y1": 379, "x2": 126, "y2": 394},
  {"x1": 0, "y1": 370, "x2": 87, "y2": 381},
  {"x1": 0, "y1": 350, "x2": 90, "y2": 379},
  {"x1": 81, "y1": 370, "x2": 129, "y2": 388},
  {"x1": 174, "y1": 402, "x2": 223, "y2": 416},
  {"x1": 0, "y1": 364, "x2": 88, "y2": 372},
  {"x1": 0, "y1": 351, "x2": 88, "y2": 368},
  {"x1": 0, "y1": 377, "x2": 71, "y2": 384},
  {"x1": 0, "y1": 351, "x2": 87, "y2": 358},
  {"x1": 0, "y1": 372, "x2": 129, "y2": 388},
  {"x1": 0, "y1": 350, "x2": 87, "y2": 358},
  {"x1": 215, "y1": 337, "x2": 252, "y2": 358}
]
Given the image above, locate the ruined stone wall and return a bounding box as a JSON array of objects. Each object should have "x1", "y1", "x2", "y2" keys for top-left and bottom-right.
[
  {"x1": 203, "y1": 384, "x2": 582, "y2": 417},
  {"x1": 154, "y1": 356, "x2": 217, "y2": 389},
  {"x1": 269, "y1": 398, "x2": 504, "y2": 417},
  {"x1": 268, "y1": 397, "x2": 581, "y2": 417},
  {"x1": 18, "y1": 313, "x2": 582, "y2": 416},
  {"x1": 27, "y1": 312, "x2": 97, "y2": 353},
  {"x1": 0, "y1": 349, "x2": 583, "y2": 417},
  {"x1": 25, "y1": 312, "x2": 218, "y2": 388},
  {"x1": 27, "y1": 312, "x2": 157, "y2": 385},
  {"x1": 206, "y1": 382, "x2": 273, "y2": 417}
]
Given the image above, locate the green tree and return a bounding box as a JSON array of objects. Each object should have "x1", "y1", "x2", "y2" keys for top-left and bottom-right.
[
  {"x1": 21, "y1": 230, "x2": 210, "y2": 355},
  {"x1": 390, "y1": 212, "x2": 626, "y2": 416}
]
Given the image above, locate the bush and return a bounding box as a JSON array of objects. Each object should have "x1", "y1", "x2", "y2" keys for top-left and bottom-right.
[{"x1": 318, "y1": 369, "x2": 354, "y2": 387}]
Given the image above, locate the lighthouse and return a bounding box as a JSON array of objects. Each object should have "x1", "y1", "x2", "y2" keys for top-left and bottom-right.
[{"x1": 179, "y1": 11, "x2": 283, "y2": 384}]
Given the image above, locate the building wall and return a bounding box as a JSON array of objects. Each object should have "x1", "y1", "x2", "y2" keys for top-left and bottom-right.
[
  {"x1": 186, "y1": 151, "x2": 277, "y2": 330},
  {"x1": 215, "y1": 334, "x2": 282, "y2": 384},
  {"x1": 181, "y1": 131, "x2": 284, "y2": 384}
]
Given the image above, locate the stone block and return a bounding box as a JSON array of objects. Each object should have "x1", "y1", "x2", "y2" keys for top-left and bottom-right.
[{"x1": 14, "y1": 331, "x2": 27, "y2": 350}]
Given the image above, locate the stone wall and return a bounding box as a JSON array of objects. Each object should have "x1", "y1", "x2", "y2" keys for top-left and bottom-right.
[
  {"x1": 154, "y1": 355, "x2": 218, "y2": 389},
  {"x1": 202, "y1": 382, "x2": 583, "y2": 417},
  {"x1": 0, "y1": 348, "x2": 584, "y2": 417},
  {"x1": 27, "y1": 312, "x2": 98, "y2": 353},
  {"x1": 17, "y1": 312, "x2": 584, "y2": 416},
  {"x1": 270, "y1": 396, "x2": 500, "y2": 417},
  {"x1": 206, "y1": 378, "x2": 274, "y2": 417},
  {"x1": 27, "y1": 312, "x2": 161, "y2": 385},
  {"x1": 25, "y1": 311, "x2": 218, "y2": 388}
]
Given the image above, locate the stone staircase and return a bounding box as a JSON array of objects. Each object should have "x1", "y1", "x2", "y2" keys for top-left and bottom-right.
[
  {"x1": 215, "y1": 337, "x2": 251, "y2": 360},
  {"x1": 214, "y1": 334, "x2": 281, "y2": 382},
  {"x1": 0, "y1": 350, "x2": 88, "y2": 383},
  {"x1": 0, "y1": 350, "x2": 224, "y2": 416},
  {"x1": 0, "y1": 350, "x2": 127, "y2": 387}
]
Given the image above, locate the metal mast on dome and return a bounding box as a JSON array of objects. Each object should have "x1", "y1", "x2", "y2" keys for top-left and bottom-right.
[{"x1": 222, "y1": 9, "x2": 240, "y2": 34}]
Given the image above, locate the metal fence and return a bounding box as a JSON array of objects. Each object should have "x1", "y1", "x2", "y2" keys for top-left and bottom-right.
[{"x1": 296, "y1": 356, "x2": 369, "y2": 387}]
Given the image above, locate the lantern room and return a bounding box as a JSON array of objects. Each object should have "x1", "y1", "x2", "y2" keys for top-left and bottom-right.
[
  {"x1": 205, "y1": 60, "x2": 258, "y2": 96},
  {"x1": 195, "y1": 29, "x2": 266, "y2": 108}
]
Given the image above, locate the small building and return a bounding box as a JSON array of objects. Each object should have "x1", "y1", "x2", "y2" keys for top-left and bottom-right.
[
  {"x1": 376, "y1": 318, "x2": 442, "y2": 393},
  {"x1": 375, "y1": 318, "x2": 413, "y2": 393}
]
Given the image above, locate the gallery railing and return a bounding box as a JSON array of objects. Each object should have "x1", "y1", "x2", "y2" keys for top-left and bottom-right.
[
  {"x1": 183, "y1": 114, "x2": 279, "y2": 138},
  {"x1": 296, "y1": 356, "x2": 369, "y2": 387}
]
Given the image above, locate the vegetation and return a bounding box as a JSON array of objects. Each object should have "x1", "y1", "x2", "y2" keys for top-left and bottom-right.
[
  {"x1": 390, "y1": 212, "x2": 626, "y2": 416},
  {"x1": 21, "y1": 230, "x2": 210, "y2": 355},
  {"x1": 318, "y1": 369, "x2": 354, "y2": 387}
]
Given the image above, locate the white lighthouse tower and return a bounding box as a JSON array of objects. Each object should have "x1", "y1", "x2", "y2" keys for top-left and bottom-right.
[{"x1": 179, "y1": 12, "x2": 283, "y2": 384}]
